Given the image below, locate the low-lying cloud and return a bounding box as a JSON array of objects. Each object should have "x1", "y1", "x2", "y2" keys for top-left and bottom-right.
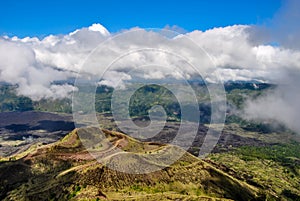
[
  {"x1": 2, "y1": 23, "x2": 299, "y2": 93},
  {"x1": 242, "y1": 0, "x2": 300, "y2": 134},
  {"x1": 0, "y1": 2, "x2": 300, "y2": 134}
]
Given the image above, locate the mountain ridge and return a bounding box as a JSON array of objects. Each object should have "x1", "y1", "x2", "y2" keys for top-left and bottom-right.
[{"x1": 0, "y1": 127, "x2": 267, "y2": 200}]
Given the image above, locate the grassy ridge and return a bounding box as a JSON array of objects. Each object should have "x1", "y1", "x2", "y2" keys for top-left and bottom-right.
[{"x1": 0, "y1": 128, "x2": 265, "y2": 200}]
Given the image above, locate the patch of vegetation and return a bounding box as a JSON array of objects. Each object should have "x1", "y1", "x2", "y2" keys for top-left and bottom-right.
[
  {"x1": 235, "y1": 142, "x2": 300, "y2": 166},
  {"x1": 0, "y1": 85, "x2": 71, "y2": 113},
  {"x1": 208, "y1": 142, "x2": 300, "y2": 200},
  {"x1": 68, "y1": 184, "x2": 82, "y2": 199},
  {"x1": 0, "y1": 82, "x2": 275, "y2": 127},
  {"x1": 0, "y1": 85, "x2": 33, "y2": 112},
  {"x1": 34, "y1": 98, "x2": 72, "y2": 113}
]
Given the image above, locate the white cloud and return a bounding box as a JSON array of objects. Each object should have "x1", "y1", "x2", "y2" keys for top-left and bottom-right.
[
  {"x1": 1, "y1": 22, "x2": 300, "y2": 133},
  {"x1": 88, "y1": 23, "x2": 110, "y2": 36},
  {"x1": 244, "y1": 74, "x2": 300, "y2": 133},
  {"x1": 2, "y1": 23, "x2": 300, "y2": 89},
  {"x1": 0, "y1": 23, "x2": 111, "y2": 100}
]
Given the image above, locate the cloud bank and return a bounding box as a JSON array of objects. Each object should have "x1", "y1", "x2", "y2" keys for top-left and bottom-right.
[
  {"x1": 0, "y1": 9, "x2": 300, "y2": 133},
  {"x1": 0, "y1": 23, "x2": 110, "y2": 100},
  {"x1": 2, "y1": 23, "x2": 300, "y2": 96},
  {"x1": 241, "y1": 0, "x2": 300, "y2": 133}
]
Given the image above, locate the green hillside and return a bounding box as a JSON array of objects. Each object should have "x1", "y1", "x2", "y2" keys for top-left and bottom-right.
[{"x1": 0, "y1": 128, "x2": 266, "y2": 201}]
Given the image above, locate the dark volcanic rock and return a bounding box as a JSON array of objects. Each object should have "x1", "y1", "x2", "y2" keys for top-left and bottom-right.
[{"x1": 0, "y1": 111, "x2": 74, "y2": 156}]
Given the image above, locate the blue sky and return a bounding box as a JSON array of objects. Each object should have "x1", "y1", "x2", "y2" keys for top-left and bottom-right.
[{"x1": 0, "y1": 0, "x2": 282, "y2": 37}]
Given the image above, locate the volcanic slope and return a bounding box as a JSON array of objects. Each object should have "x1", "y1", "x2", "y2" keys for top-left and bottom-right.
[{"x1": 0, "y1": 127, "x2": 266, "y2": 200}]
